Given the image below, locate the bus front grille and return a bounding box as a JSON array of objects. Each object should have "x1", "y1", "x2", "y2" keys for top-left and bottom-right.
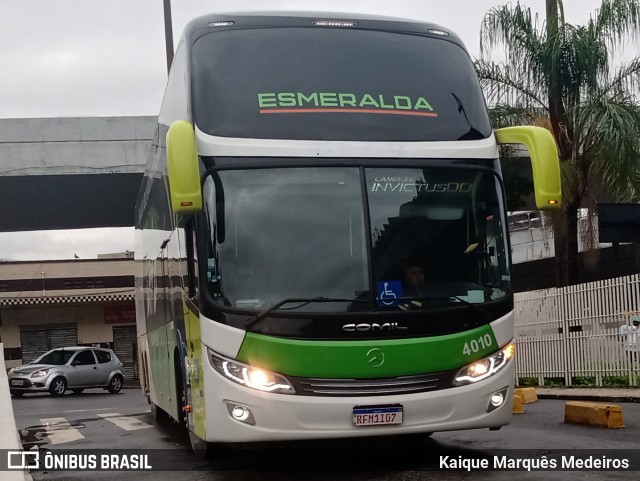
[{"x1": 288, "y1": 370, "x2": 457, "y2": 397}]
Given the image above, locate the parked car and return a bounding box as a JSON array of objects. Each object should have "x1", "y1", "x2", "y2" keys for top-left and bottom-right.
[{"x1": 8, "y1": 346, "x2": 125, "y2": 397}]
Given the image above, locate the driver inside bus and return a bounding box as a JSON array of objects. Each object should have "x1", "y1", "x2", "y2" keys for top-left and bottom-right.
[{"x1": 402, "y1": 260, "x2": 428, "y2": 298}]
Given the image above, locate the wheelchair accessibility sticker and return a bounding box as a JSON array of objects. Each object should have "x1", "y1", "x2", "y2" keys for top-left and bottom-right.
[{"x1": 376, "y1": 280, "x2": 402, "y2": 307}]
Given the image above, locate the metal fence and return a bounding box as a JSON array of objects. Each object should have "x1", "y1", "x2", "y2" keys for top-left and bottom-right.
[{"x1": 514, "y1": 274, "x2": 640, "y2": 387}]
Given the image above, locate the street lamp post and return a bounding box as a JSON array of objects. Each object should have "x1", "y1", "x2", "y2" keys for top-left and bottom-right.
[{"x1": 163, "y1": 0, "x2": 175, "y2": 74}]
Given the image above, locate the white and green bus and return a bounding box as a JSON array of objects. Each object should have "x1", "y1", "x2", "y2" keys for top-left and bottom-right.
[{"x1": 135, "y1": 11, "x2": 560, "y2": 453}]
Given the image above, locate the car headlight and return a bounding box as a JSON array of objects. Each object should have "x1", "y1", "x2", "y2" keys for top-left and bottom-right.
[
  {"x1": 208, "y1": 349, "x2": 295, "y2": 395},
  {"x1": 31, "y1": 369, "x2": 50, "y2": 378},
  {"x1": 453, "y1": 342, "x2": 514, "y2": 386},
  {"x1": 8, "y1": 368, "x2": 15, "y2": 375}
]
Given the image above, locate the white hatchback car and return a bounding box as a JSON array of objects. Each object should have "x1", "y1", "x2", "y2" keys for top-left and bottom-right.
[{"x1": 8, "y1": 346, "x2": 125, "y2": 397}]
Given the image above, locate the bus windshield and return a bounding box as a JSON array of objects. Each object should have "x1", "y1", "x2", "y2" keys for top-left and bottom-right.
[
  {"x1": 202, "y1": 164, "x2": 510, "y2": 313},
  {"x1": 191, "y1": 26, "x2": 491, "y2": 141}
]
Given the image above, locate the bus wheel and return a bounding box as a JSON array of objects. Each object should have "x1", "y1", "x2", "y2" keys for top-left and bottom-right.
[{"x1": 151, "y1": 402, "x2": 169, "y2": 422}]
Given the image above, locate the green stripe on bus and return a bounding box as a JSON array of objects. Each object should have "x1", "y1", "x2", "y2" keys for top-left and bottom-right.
[{"x1": 236, "y1": 325, "x2": 498, "y2": 379}]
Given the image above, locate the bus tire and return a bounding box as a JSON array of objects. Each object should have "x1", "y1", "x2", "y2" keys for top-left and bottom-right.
[{"x1": 151, "y1": 402, "x2": 169, "y2": 422}]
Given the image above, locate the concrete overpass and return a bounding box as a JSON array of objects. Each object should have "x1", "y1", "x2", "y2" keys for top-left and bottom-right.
[{"x1": 0, "y1": 116, "x2": 155, "y2": 231}]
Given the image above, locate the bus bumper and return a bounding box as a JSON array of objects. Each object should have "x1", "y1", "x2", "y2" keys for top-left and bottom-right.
[{"x1": 200, "y1": 361, "x2": 514, "y2": 442}]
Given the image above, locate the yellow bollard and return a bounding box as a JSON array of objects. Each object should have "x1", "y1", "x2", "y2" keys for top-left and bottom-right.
[
  {"x1": 564, "y1": 401, "x2": 625, "y2": 428},
  {"x1": 514, "y1": 387, "x2": 538, "y2": 403},
  {"x1": 513, "y1": 394, "x2": 524, "y2": 414}
]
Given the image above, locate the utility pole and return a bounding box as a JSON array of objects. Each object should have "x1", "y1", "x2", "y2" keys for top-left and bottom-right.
[{"x1": 163, "y1": 0, "x2": 175, "y2": 74}]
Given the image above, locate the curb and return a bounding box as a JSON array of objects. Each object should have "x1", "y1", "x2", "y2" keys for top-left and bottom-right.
[{"x1": 537, "y1": 393, "x2": 640, "y2": 403}]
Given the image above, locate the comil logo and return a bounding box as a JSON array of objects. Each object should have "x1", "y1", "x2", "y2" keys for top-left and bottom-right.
[
  {"x1": 7, "y1": 450, "x2": 39, "y2": 470},
  {"x1": 342, "y1": 322, "x2": 408, "y2": 332}
]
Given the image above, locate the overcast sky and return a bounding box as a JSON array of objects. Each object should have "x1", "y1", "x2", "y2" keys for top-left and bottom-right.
[{"x1": 0, "y1": 0, "x2": 611, "y2": 260}]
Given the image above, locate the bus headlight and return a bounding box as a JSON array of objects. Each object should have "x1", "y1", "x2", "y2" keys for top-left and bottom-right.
[
  {"x1": 453, "y1": 342, "x2": 514, "y2": 386},
  {"x1": 208, "y1": 349, "x2": 296, "y2": 395}
]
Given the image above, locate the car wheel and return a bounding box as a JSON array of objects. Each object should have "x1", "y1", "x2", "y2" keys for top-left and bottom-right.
[
  {"x1": 10, "y1": 390, "x2": 24, "y2": 397},
  {"x1": 49, "y1": 377, "x2": 67, "y2": 397},
  {"x1": 72, "y1": 388, "x2": 84, "y2": 394},
  {"x1": 107, "y1": 375, "x2": 123, "y2": 393}
]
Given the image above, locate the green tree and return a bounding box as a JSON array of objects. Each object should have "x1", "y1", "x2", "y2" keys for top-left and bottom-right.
[{"x1": 476, "y1": 0, "x2": 640, "y2": 286}]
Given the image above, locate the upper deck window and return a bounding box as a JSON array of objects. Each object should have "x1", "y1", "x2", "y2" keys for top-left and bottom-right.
[{"x1": 191, "y1": 27, "x2": 491, "y2": 141}]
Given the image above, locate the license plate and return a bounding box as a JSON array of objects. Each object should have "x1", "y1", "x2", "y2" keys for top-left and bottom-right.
[
  {"x1": 353, "y1": 404, "x2": 403, "y2": 426},
  {"x1": 10, "y1": 379, "x2": 24, "y2": 386}
]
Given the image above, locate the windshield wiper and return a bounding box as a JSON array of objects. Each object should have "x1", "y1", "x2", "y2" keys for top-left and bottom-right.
[
  {"x1": 245, "y1": 297, "x2": 367, "y2": 329},
  {"x1": 397, "y1": 295, "x2": 489, "y2": 320}
]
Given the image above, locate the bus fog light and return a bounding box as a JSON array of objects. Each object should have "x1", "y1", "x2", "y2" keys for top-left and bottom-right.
[
  {"x1": 487, "y1": 388, "x2": 508, "y2": 412},
  {"x1": 226, "y1": 402, "x2": 255, "y2": 425},
  {"x1": 490, "y1": 393, "x2": 504, "y2": 406},
  {"x1": 232, "y1": 406, "x2": 248, "y2": 420}
]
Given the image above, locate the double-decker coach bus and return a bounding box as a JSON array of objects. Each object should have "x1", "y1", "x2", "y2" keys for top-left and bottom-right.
[{"x1": 135, "y1": 11, "x2": 561, "y2": 453}]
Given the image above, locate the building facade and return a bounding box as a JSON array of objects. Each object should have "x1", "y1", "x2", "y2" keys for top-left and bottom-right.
[{"x1": 0, "y1": 258, "x2": 137, "y2": 382}]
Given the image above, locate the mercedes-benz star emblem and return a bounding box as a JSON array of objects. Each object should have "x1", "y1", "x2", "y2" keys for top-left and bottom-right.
[{"x1": 366, "y1": 348, "x2": 385, "y2": 367}]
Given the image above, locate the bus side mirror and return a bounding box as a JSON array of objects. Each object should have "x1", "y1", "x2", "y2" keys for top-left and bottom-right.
[
  {"x1": 495, "y1": 126, "x2": 561, "y2": 210},
  {"x1": 166, "y1": 121, "x2": 203, "y2": 214}
]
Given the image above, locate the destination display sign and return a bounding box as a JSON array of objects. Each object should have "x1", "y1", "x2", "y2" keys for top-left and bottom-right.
[
  {"x1": 257, "y1": 92, "x2": 438, "y2": 117},
  {"x1": 191, "y1": 27, "x2": 491, "y2": 141}
]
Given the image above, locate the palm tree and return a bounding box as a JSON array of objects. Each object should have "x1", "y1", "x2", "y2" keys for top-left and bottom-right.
[{"x1": 476, "y1": 0, "x2": 640, "y2": 286}]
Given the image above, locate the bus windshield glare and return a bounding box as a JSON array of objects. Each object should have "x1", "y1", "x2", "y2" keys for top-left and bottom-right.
[{"x1": 202, "y1": 165, "x2": 510, "y2": 313}]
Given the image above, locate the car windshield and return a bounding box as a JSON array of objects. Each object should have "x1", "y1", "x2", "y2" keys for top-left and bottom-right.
[
  {"x1": 202, "y1": 164, "x2": 510, "y2": 314},
  {"x1": 35, "y1": 350, "x2": 75, "y2": 365}
]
